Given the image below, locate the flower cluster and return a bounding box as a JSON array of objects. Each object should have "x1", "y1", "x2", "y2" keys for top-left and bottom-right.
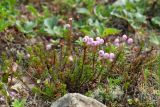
[
  {"x1": 113, "y1": 34, "x2": 133, "y2": 47},
  {"x1": 99, "y1": 50, "x2": 115, "y2": 61},
  {"x1": 83, "y1": 36, "x2": 104, "y2": 46},
  {"x1": 82, "y1": 34, "x2": 133, "y2": 62}
]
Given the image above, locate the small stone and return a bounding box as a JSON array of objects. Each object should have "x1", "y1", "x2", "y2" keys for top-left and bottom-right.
[{"x1": 51, "y1": 93, "x2": 106, "y2": 107}]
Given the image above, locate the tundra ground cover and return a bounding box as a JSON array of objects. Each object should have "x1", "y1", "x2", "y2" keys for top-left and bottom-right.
[{"x1": 0, "y1": 0, "x2": 160, "y2": 107}]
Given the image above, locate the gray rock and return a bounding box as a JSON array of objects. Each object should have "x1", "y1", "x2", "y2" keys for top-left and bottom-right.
[{"x1": 51, "y1": 93, "x2": 106, "y2": 107}]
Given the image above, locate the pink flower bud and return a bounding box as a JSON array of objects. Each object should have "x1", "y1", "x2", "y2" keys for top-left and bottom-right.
[
  {"x1": 109, "y1": 53, "x2": 115, "y2": 59},
  {"x1": 88, "y1": 38, "x2": 93, "y2": 42},
  {"x1": 83, "y1": 38, "x2": 87, "y2": 42},
  {"x1": 91, "y1": 41, "x2": 98, "y2": 46},
  {"x1": 99, "y1": 50, "x2": 105, "y2": 57},
  {"x1": 96, "y1": 37, "x2": 101, "y2": 41},
  {"x1": 95, "y1": 40, "x2": 100, "y2": 45},
  {"x1": 86, "y1": 41, "x2": 92, "y2": 45},
  {"x1": 46, "y1": 44, "x2": 52, "y2": 50},
  {"x1": 85, "y1": 36, "x2": 89, "y2": 39},
  {"x1": 99, "y1": 39, "x2": 104, "y2": 44},
  {"x1": 86, "y1": 38, "x2": 93, "y2": 46},
  {"x1": 122, "y1": 34, "x2": 127, "y2": 41},
  {"x1": 114, "y1": 38, "x2": 120, "y2": 43},
  {"x1": 104, "y1": 53, "x2": 109, "y2": 59},
  {"x1": 69, "y1": 17, "x2": 73, "y2": 21},
  {"x1": 95, "y1": 41, "x2": 100, "y2": 45},
  {"x1": 64, "y1": 24, "x2": 71, "y2": 28},
  {"x1": 127, "y1": 38, "x2": 133, "y2": 44}
]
